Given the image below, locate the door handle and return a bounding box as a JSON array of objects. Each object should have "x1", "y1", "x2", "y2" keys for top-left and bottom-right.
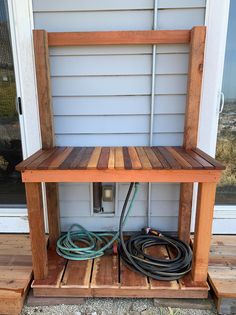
[{"x1": 219, "y1": 92, "x2": 225, "y2": 113}]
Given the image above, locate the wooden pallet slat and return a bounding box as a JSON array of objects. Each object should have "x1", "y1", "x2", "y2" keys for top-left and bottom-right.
[
  {"x1": 62, "y1": 260, "x2": 92, "y2": 288},
  {"x1": 91, "y1": 255, "x2": 119, "y2": 288},
  {"x1": 148, "y1": 245, "x2": 179, "y2": 290},
  {"x1": 32, "y1": 249, "x2": 67, "y2": 288},
  {"x1": 120, "y1": 261, "x2": 149, "y2": 289}
]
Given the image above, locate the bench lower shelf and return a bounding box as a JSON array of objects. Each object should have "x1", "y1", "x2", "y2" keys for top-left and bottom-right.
[{"x1": 32, "y1": 247, "x2": 209, "y2": 298}]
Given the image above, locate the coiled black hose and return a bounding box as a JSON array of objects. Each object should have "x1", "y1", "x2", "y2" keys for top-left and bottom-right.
[{"x1": 118, "y1": 183, "x2": 192, "y2": 281}]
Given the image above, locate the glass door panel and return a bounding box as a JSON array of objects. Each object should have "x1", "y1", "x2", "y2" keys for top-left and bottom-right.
[
  {"x1": 0, "y1": 0, "x2": 26, "y2": 205},
  {"x1": 215, "y1": 0, "x2": 236, "y2": 204}
]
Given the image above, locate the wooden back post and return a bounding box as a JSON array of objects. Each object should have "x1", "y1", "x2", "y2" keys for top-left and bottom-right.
[
  {"x1": 178, "y1": 26, "x2": 206, "y2": 243},
  {"x1": 33, "y1": 30, "x2": 60, "y2": 247}
]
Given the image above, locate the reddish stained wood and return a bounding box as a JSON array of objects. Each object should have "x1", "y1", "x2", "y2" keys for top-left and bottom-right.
[
  {"x1": 77, "y1": 147, "x2": 94, "y2": 169},
  {"x1": 193, "y1": 148, "x2": 225, "y2": 170},
  {"x1": 115, "y1": 147, "x2": 124, "y2": 169},
  {"x1": 70, "y1": 147, "x2": 87, "y2": 169},
  {"x1": 62, "y1": 260, "x2": 92, "y2": 288},
  {"x1": 25, "y1": 183, "x2": 47, "y2": 280},
  {"x1": 37, "y1": 147, "x2": 67, "y2": 169},
  {"x1": 158, "y1": 147, "x2": 182, "y2": 169},
  {"x1": 45, "y1": 183, "x2": 60, "y2": 246},
  {"x1": 91, "y1": 255, "x2": 119, "y2": 288},
  {"x1": 97, "y1": 147, "x2": 110, "y2": 170},
  {"x1": 32, "y1": 249, "x2": 66, "y2": 288},
  {"x1": 108, "y1": 147, "x2": 115, "y2": 169},
  {"x1": 47, "y1": 147, "x2": 73, "y2": 169},
  {"x1": 147, "y1": 245, "x2": 179, "y2": 290},
  {"x1": 144, "y1": 147, "x2": 163, "y2": 169},
  {"x1": 33, "y1": 30, "x2": 54, "y2": 149},
  {"x1": 187, "y1": 150, "x2": 214, "y2": 169},
  {"x1": 26, "y1": 148, "x2": 57, "y2": 170},
  {"x1": 120, "y1": 261, "x2": 149, "y2": 289},
  {"x1": 152, "y1": 147, "x2": 171, "y2": 169},
  {"x1": 174, "y1": 147, "x2": 203, "y2": 169},
  {"x1": 21, "y1": 169, "x2": 222, "y2": 183},
  {"x1": 178, "y1": 183, "x2": 193, "y2": 244},
  {"x1": 15, "y1": 149, "x2": 44, "y2": 171},
  {"x1": 123, "y1": 147, "x2": 132, "y2": 170},
  {"x1": 128, "y1": 147, "x2": 142, "y2": 169},
  {"x1": 191, "y1": 182, "x2": 217, "y2": 282},
  {"x1": 48, "y1": 30, "x2": 191, "y2": 47},
  {"x1": 136, "y1": 147, "x2": 152, "y2": 169},
  {"x1": 167, "y1": 147, "x2": 192, "y2": 169},
  {"x1": 87, "y1": 147, "x2": 102, "y2": 169},
  {"x1": 59, "y1": 147, "x2": 83, "y2": 169},
  {"x1": 183, "y1": 26, "x2": 206, "y2": 150}
]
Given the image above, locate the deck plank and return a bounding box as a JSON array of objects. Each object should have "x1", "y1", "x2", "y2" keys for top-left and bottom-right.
[
  {"x1": 91, "y1": 255, "x2": 119, "y2": 288},
  {"x1": 136, "y1": 147, "x2": 152, "y2": 169},
  {"x1": 32, "y1": 249, "x2": 67, "y2": 288},
  {"x1": 128, "y1": 147, "x2": 142, "y2": 169},
  {"x1": 123, "y1": 147, "x2": 132, "y2": 170},
  {"x1": 144, "y1": 147, "x2": 163, "y2": 169},
  {"x1": 97, "y1": 147, "x2": 110, "y2": 170},
  {"x1": 61, "y1": 260, "x2": 92, "y2": 288},
  {"x1": 77, "y1": 147, "x2": 94, "y2": 169},
  {"x1": 148, "y1": 245, "x2": 179, "y2": 290},
  {"x1": 115, "y1": 147, "x2": 124, "y2": 169},
  {"x1": 87, "y1": 147, "x2": 102, "y2": 169}
]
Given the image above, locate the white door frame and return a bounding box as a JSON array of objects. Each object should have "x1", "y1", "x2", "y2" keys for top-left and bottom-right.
[
  {"x1": 0, "y1": 0, "x2": 42, "y2": 232},
  {"x1": 191, "y1": 0, "x2": 234, "y2": 233}
]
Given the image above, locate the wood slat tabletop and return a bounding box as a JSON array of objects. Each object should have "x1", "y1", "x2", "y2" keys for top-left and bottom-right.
[{"x1": 16, "y1": 146, "x2": 225, "y2": 172}]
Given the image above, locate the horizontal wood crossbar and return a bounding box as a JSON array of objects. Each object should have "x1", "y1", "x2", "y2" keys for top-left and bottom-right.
[{"x1": 47, "y1": 30, "x2": 191, "y2": 46}]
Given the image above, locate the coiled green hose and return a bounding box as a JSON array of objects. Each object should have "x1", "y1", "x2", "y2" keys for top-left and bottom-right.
[{"x1": 56, "y1": 183, "x2": 139, "y2": 260}]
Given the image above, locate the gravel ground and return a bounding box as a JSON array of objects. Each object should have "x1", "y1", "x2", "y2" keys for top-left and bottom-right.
[{"x1": 21, "y1": 298, "x2": 218, "y2": 315}]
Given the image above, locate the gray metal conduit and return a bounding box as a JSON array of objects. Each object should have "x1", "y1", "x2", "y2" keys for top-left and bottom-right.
[{"x1": 147, "y1": 0, "x2": 159, "y2": 227}]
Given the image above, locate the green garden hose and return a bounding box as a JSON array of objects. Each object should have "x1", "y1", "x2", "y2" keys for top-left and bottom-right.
[{"x1": 56, "y1": 182, "x2": 139, "y2": 260}]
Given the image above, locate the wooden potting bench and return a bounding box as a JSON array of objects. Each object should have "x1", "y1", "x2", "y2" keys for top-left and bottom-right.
[{"x1": 16, "y1": 26, "x2": 225, "y2": 298}]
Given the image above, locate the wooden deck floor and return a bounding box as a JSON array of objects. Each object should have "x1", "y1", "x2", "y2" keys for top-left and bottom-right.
[
  {"x1": 207, "y1": 235, "x2": 236, "y2": 314},
  {"x1": 32, "y1": 245, "x2": 209, "y2": 299},
  {"x1": 0, "y1": 234, "x2": 235, "y2": 314},
  {"x1": 0, "y1": 234, "x2": 33, "y2": 315}
]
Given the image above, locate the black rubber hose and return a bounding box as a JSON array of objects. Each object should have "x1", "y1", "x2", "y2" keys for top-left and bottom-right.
[{"x1": 118, "y1": 183, "x2": 192, "y2": 281}]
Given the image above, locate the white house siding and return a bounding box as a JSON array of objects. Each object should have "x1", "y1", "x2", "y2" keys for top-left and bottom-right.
[{"x1": 32, "y1": 0, "x2": 206, "y2": 232}]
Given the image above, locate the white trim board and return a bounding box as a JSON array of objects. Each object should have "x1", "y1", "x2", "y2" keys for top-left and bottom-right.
[{"x1": 0, "y1": 0, "x2": 43, "y2": 232}]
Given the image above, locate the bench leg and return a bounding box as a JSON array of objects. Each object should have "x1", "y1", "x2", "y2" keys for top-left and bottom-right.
[
  {"x1": 45, "y1": 182, "x2": 60, "y2": 247},
  {"x1": 178, "y1": 183, "x2": 193, "y2": 244},
  {"x1": 191, "y1": 182, "x2": 216, "y2": 282},
  {"x1": 25, "y1": 182, "x2": 48, "y2": 280}
]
